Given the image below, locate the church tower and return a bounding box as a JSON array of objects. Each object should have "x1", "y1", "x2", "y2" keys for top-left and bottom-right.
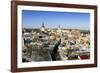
[{"x1": 41, "y1": 22, "x2": 45, "y2": 31}]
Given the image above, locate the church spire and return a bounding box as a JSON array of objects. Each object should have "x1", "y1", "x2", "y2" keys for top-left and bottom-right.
[
  {"x1": 42, "y1": 22, "x2": 45, "y2": 28},
  {"x1": 58, "y1": 25, "x2": 60, "y2": 28},
  {"x1": 41, "y1": 22, "x2": 45, "y2": 31}
]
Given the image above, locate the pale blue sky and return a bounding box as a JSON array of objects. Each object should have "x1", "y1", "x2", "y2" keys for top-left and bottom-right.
[{"x1": 22, "y1": 10, "x2": 90, "y2": 30}]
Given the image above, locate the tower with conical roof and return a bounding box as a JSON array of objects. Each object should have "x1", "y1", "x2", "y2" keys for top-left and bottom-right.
[
  {"x1": 41, "y1": 22, "x2": 45, "y2": 31},
  {"x1": 42, "y1": 22, "x2": 45, "y2": 28}
]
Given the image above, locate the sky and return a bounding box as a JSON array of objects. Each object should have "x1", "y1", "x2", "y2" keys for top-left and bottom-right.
[{"x1": 22, "y1": 10, "x2": 90, "y2": 30}]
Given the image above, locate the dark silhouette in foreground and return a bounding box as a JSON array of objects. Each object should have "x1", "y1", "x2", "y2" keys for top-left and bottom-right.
[{"x1": 51, "y1": 38, "x2": 61, "y2": 61}]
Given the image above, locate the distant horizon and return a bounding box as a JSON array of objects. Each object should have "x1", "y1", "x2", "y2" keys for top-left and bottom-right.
[
  {"x1": 22, "y1": 10, "x2": 90, "y2": 30},
  {"x1": 23, "y1": 27, "x2": 90, "y2": 31}
]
